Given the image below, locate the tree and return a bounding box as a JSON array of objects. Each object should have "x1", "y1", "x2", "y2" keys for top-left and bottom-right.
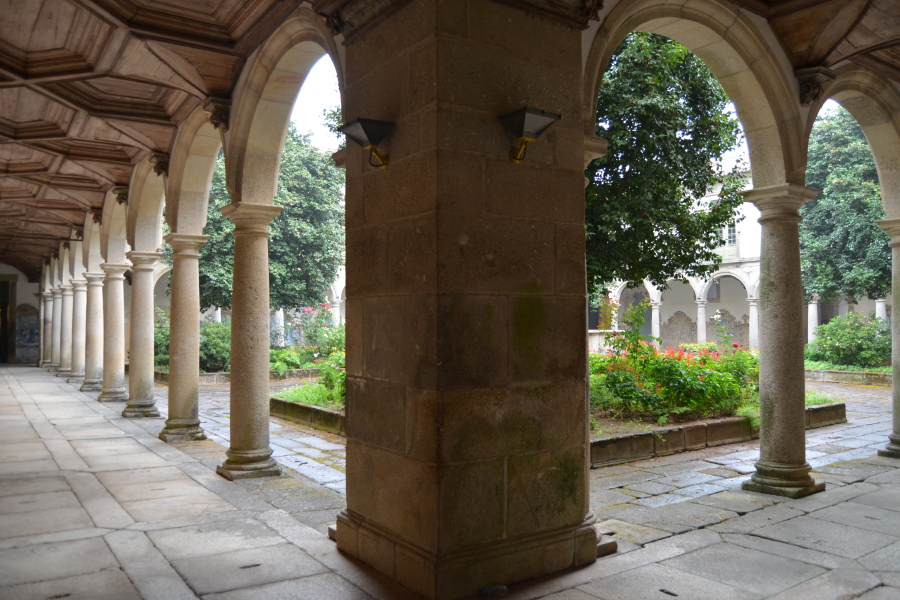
[
  {"x1": 197, "y1": 125, "x2": 345, "y2": 311},
  {"x1": 800, "y1": 106, "x2": 889, "y2": 303},
  {"x1": 586, "y1": 32, "x2": 746, "y2": 292}
]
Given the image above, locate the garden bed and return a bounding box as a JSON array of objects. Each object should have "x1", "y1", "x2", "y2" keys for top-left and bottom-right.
[
  {"x1": 270, "y1": 396, "x2": 345, "y2": 435},
  {"x1": 805, "y1": 369, "x2": 890, "y2": 387},
  {"x1": 153, "y1": 368, "x2": 321, "y2": 385},
  {"x1": 590, "y1": 402, "x2": 846, "y2": 467}
]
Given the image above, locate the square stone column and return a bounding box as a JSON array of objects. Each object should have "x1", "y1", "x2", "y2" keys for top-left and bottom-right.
[
  {"x1": 336, "y1": 2, "x2": 596, "y2": 598},
  {"x1": 742, "y1": 184, "x2": 824, "y2": 499}
]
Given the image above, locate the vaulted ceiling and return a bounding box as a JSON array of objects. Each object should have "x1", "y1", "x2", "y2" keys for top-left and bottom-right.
[{"x1": 2, "y1": 0, "x2": 900, "y2": 281}]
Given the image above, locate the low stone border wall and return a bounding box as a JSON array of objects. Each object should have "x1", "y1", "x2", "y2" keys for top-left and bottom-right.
[
  {"x1": 153, "y1": 368, "x2": 320, "y2": 385},
  {"x1": 590, "y1": 403, "x2": 847, "y2": 468},
  {"x1": 270, "y1": 397, "x2": 345, "y2": 436},
  {"x1": 805, "y1": 369, "x2": 890, "y2": 387}
]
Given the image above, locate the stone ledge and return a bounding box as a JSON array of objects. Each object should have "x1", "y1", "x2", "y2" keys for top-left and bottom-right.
[
  {"x1": 270, "y1": 396, "x2": 345, "y2": 436},
  {"x1": 805, "y1": 369, "x2": 890, "y2": 387},
  {"x1": 152, "y1": 368, "x2": 321, "y2": 385},
  {"x1": 590, "y1": 403, "x2": 846, "y2": 468}
]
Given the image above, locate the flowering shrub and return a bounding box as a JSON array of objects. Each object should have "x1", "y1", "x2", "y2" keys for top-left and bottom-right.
[
  {"x1": 805, "y1": 312, "x2": 890, "y2": 368},
  {"x1": 296, "y1": 304, "x2": 344, "y2": 355},
  {"x1": 591, "y1": 300, "x2": 758, "y2": 424}
]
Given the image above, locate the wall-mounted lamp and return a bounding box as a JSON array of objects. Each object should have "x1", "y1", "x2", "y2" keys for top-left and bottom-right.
[
  {"x1": 499, "y1": 107, "x2": 562, "y2": 163},
  {"x1": 338, "y1": 118, "x2": 394, "y2": 168}
]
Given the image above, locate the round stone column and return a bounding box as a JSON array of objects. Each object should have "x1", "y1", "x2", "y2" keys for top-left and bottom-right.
[
  {"x1": 50, "y1": 287, "x2": 62, "y2": 371},
  {"x1": 122, "y1": 251, "x2": 162, "y2": 418},
  {"x1": 216, "y1": 203, "x2": 283, "y2": 480},
  {"x1": 742, "y1": 184, "x2": 824, "y2": 499},
  {"x1": 876, "y1": 298, "x2": 888, "y2": 322},
  {"x1": 41, "y1": 291, "x2": 53, "y2": 368},
  {"x1": 807, "y1": 295, "x2": 819, "y2": 343},
  {"x1": 748, "y1": 298, "x2": 759, "y2": 350},
  {"x1": 57, "y1": 284, "x2": 74, "y2": 379},
  {"x1": 160, "y1": 234, "x2": 208, "y2": 442},
  {"x1": 650, "y1": 301, "x2": 661, "y2": 343},
  {"x1": 67, "y1": 279, "x2": 87, "y2": 384},
  {"x1": 877, "y1": 219, "x2": 900, "y2": 458},
  {"x1": 99, "y1": 263, "x2": 128, "y2": 402},
  {"x1": 81, "y1": 273, "x2": 105, "y2": 392},
  {"x1": 696, "y1": 300, "x2": 707, "y2": 343}
]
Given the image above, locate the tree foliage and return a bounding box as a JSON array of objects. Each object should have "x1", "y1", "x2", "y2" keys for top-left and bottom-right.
[
  {"x1": 800, "y1": 106, "x2": 889, "y2": 303},
  {"x1": 586, "y1": 32, "x2": 746, "y2": 292},
  {"x1": 198, "y1": 125, "x2": 345, "y2": 311}
]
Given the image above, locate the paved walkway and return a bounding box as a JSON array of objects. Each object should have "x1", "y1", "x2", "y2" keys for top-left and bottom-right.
[{"x1": 4, "y1": 365, "x2": 900, "y2": 599}]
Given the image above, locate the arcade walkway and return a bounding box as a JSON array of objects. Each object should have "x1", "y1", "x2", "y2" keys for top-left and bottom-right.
[{"x1": 4, "y1": 364, "x2": 900, "y2": 599}]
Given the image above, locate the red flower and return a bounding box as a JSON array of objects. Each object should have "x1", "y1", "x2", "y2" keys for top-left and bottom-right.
[
  {"x1": 312, "y1": 360, "x2": 319, "y2": 364},
  {"x1": 732, "y1": 342, "x2": 740, "y2": 348},
  {"x1": 610, "y1": 332, "x2": 618, "y2": 337}
]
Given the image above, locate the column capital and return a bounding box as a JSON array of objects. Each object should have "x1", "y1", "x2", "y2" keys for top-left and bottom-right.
[
  {"x1": 877, "y1": 219, "x2": 900, "y2": 245},
  {"x1": 695, "y1": 300, "x2": 707, "y2": 306},
  {"x1": 84, "y1": 272, "x2": 105, "y2": 284},
  {"x1": 101, "y1": 262, "x2": 130, "y2": 278},
  {"x1": 747, "y1": 297, "x2": 759, "y2": 306},
  {"x1": 52, "y1": 287, "x2": 63, "y2": 297},
  {"x1": 220, "y1": 202, "x2": 283, "y2": 234},
  {"x1": 650, "y1": 301, "x2": 661, "y2": 308},
  {"x1": 71, "y1": 279, "x2": 87, "y2": 290},
  {"x1": 61, "y1": 283, "x2": 73, "y2": 295},
  {"x1": 164, "y1": 233, "x2": 209, "y2": 255},
  {"x1": 742, "y1": 184, "x2": 818, "y2": 219},
  {"x1": 42, "y1": 291, "x2": 53, "y2": 300},
  {"x1": 126, "y1": 251, "x2": 163, "y2": 269}
]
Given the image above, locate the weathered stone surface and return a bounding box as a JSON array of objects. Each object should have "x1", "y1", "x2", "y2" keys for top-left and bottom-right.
[{"x1": 755, "y1": 515, "x2": 899, "y2": 558}]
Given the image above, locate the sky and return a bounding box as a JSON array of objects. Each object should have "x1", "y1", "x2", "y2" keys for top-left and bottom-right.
[{"x1": 289, "y1": 56, "x2": 342, "y2": 152}]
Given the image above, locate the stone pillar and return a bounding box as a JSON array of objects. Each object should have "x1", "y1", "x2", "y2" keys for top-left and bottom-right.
[
  {"x1": 808, "y1": 295, "x2": 820, "y2": 343},
  {"x1": 838, "y1": 298, "x2": 850, "y2": 315},
  {"x1": 216, "y1": 204, "x2": 282, "y2": 480},
  {"x1": 81, "y1": 273, "x2": 104, "y2": 392},
  {"x1": 877, "y1": 220, "x2": 900, "y2": 459},
  {"x1": 212, "y1": 307, "x2": 222, "y2": 322},
  {"x1": 329, "y1": 301, "x2": 341, "y2": 326},
  {"x1": 122, "y1": 251, "x2": 162, "y2": 418},
  {"x1": 650, "y1": 301, "x2": 661, "y2": 342},
  {"x1": 696, "y1": 300, "x2": 707, "y2": 343},
  {"x1": 57, "y1": 284, "x2": 74, "y2": 379},
  {"x1": 876, "y1": 298, "x2": 888, "y2": 322},
  {"x1": 272, "y1": 308, "x2": 285, "y2": 347},
  {"x1": 41, "y1": 291, "x2": 52, "y2": 368},
  {"x1": 50, "y1": 288, "x2": 62, "y2": 371},
  {"x1": 160, "y1": 234, "x2": 208, "y2": 442},
  {"x1": 98, "y1": 263, "x2": 128, "y2": 402},
  {"x1": 334, "y1": 3, "x2": 597, "y2": 597},
  {"x1": 748, "y1": 298, "x2": 759, "y2": 350},
  {"x1": 742, "y1": 184, "x2": 823, "y2": 498},
  {"x1": 67, "y1": 280, "x2": 87, "y2": 384}
]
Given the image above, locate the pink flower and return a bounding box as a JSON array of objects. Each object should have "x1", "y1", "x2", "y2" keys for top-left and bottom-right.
[
  {"x1": 313, "y1": 360, "x2": 318, "y2": 364},
  {"x1": 610, "y1": 332, "x2": 618, "y2": 337},
  {"x1": 732, "y1": 342, "x2": 739, "y2": 348}
]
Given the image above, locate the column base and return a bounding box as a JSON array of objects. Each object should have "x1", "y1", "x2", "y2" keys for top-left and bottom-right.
[
  {"x1": 56, "y1": 368, "x2": 71, "y2": 378},
  {"x1": 216, "y1": 449, "x2": 281, "y2": 480},
  {"x1": 80, "y1": 378, "x2": 102, "y2": 392},
  {"x1": 159, "y1": 419, "x2": 207, "y2": 443},
  {"x1": 335, "y1": 510, "x2": 600, "y2": 600},
  {"x1": 742, "y1": 460, "x2": 825, "y2": 499},
  {"x1": 877, "y1": 434, "x2": 900, "y2": 459},
  {"x1": 66, "y1": 374, "x2": 84, "y2": 386},
  {"x1": 98, "y1": 387, "x2": 127, "y2": 402},
  {"x1": 122, "y1": 404, "x2": 161, "y2": 418}
]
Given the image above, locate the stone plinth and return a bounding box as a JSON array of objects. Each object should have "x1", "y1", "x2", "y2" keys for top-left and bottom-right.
[{"x1": 335, "y1": 2, "x2": 596, "y2": 597}]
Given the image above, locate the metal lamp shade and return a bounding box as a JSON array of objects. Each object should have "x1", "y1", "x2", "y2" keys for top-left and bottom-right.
[
  {"x1": 338, "y1": 118, "x2": 394, "y2": 148},
  {"x1": 499, "y1": 107, "x2": 562, "y2": 140}
]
